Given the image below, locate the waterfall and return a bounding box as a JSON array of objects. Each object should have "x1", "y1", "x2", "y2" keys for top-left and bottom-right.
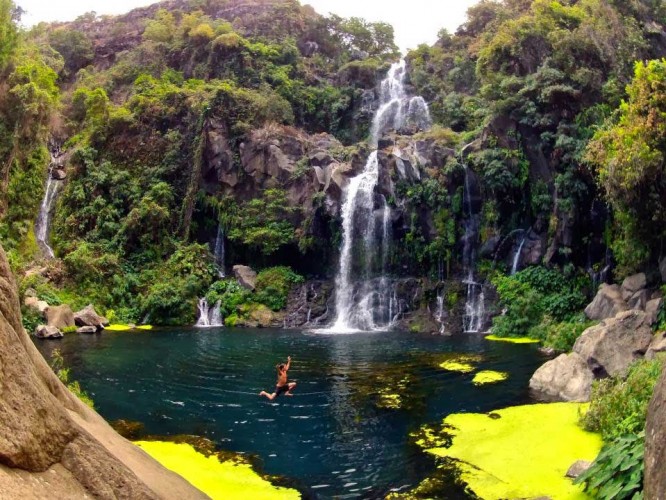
[
  {"x1": 461, "y1": 157, "x2": 485, "y2": 333},
  {"x1": 325, "y1": 60, "x2": 430, "y2": 333},
  {"x1": 35, "y1": 147, "x2": 64, "y2": 259},
  {"x1": 195, "y1": 298, "x2": 223, "y2": 327},
  {"x1": 435, "y1": 294, "x2": 446, "y2": 334},
  {"x1": 214, "y1": 223, "x2": 225, "y2": 277},
  {"x1": 510, "y1": 235, "x2": 527, "y2": 275}
]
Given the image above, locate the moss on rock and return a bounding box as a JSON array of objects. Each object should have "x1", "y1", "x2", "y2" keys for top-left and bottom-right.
[{"x1": 485, "y1": 334, "x2": 540, "y2": 344}]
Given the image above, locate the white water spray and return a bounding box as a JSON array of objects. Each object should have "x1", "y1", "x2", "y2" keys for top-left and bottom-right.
[
  {"x1": 196, "y1": 298, "x2": 223, "y2": 327},
  {"x1": 35, "y1": 147, "x2": 64, "y2": 259},
  {"x1": 510, "y1": 235, "x2": 526, "y2": 275}
]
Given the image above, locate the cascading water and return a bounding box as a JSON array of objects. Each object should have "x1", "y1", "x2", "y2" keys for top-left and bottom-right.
[
  {"x1": 510, "y1": 235, "x2": 527, "y2": 275},
  {"x1": 35, "y1": 146, "x2": 64, "y2": 259},
  {"x1": 214, "y1": 223, "x2": 225, "y2": 277},
  {"x1": 326, "y1": 60, "x2": 431, "y2": 333},
  {"x1": 195, "y1": 298, "x2": 223, "y2": 327},
  {"x1": 461, "y1": 152, "x2": 485, "y2": 333}
]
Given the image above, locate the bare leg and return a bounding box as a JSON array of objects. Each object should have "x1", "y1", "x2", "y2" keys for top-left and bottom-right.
[
  {"x1": 285, "y1": 382, "x2": 297, "y2": 396},
  {"x1": 259, "y1": 391, "x2": 276, "y2": 400}
]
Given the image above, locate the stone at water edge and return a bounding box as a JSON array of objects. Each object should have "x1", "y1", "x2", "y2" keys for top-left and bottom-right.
[
  {"x1": 565, "y1": 460, "x2": 592, "y2": 479},
  {"x1": 644, "y1": 367, "x2": 666, "y2": 498},
  {"x1": 233, "y1": 264, "x2": 257, "y2": 291},
  {"x1": 45, "y1": 304, "x2": 75, "y2": 329},
  {"x1": 584, "y1": 283, "x2": 629, "y2": 321},
  {"x1": 76, "y1": 326, "x2": 97, "y2": 334},
  {"x1": 573, "y1": 310, "x2": 653, "y2": 378},
  {"x1": 529, "y1": 352, "x2": 594, "y2": 402},
  {"x1": 73, "y1": 304, "x2": 108, "y2": 331},
  {"x1": 34, "y1": 324, "x2": 63, "y2": 339}
]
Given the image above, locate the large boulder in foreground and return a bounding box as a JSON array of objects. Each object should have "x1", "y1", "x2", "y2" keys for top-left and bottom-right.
[
  {"x1": 45, "y1": 304, "x2": 75, "y2": 330},
  {"x1": 645, "y1": 368, "x2": 666, "y2": 498},
  {"x1": 74, "y1": 304, "x2": 108, "y2": 331},
  {"x1": 584, "y1": 284, "x2": 629, "y2": 321},
  {"x1": 529, "y1": 352, "x2": 594, "y2": 402},
  {"x1": 0, "y1": 245, "x2": 206, "y2": 498},
  {"x1": 573, "y1": 310, "x2": 653, "y2": 378},
  {"x1": 233, "y1": 265, "x2": 257, "y2": 291}
]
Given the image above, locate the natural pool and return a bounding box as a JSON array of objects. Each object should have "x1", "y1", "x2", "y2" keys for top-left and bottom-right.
[{"x1": 35, "y1": 328, "x2": 545, "y2": 499}]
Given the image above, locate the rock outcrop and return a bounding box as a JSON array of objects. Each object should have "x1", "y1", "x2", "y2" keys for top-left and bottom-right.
[
  {"x1": 584, "y1": 284, "x2": 629, "y2": 321},
  {"x1": 74, "y1": 304, "x2": 109, "y2": 331},
  {"x1": 573, "y1": 310, "x2": 653, "y2": 378},
  {"x1": 45, "y1": 304, "x2": 76, "y2": 330},
  {"x1": 0, "y1": 245, "x2": 206, "y2": 499},
  {"x1": 233, "y1": 265, "x2": 257, "y2": 291},
  {"x1": 529, "y1": 352, "x2": 594, "y2": 402},
  {"x1": 645, "y1": 368, "x2": 666, "y2": 499}
]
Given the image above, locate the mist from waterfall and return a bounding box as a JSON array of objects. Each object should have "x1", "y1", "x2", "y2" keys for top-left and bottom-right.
[{"x1": 326, "y1": 60, "x2": 431, "y2": 333}]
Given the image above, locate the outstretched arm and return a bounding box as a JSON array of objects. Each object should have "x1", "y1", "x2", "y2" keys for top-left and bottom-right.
[{"x1": 285, "y1": 356, "x2": 291, "y2": 371}]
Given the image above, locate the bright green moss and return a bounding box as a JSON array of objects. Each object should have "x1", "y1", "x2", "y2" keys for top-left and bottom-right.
[
  {"x1": 105, "y1": 324, "x2": 133, "y2": 331},
  {"x1": 135, "y1": 441, "x2": 300, "y2": 500},
  {"x1": 425, "y1": 403, "x2": 601, "y2": 499},
  {"x1": 472, "y1": 370, "x2": 508, "y2": 385},
  {"x1": 485, "y1": 334, "x2": 540, "y2": 344}
]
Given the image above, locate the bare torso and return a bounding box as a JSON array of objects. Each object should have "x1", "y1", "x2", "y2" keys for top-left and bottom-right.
[{"x1": 276, "y1": 370, "x2": 287, "y2": 386}]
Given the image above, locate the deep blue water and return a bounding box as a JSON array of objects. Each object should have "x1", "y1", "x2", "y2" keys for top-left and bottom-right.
[{"x1": 35, "y1": 328, "x2": 544, "y2": 499}]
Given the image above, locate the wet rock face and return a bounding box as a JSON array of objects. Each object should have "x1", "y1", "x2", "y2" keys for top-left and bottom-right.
[{"x1": 645, "y1": 368, "x2": 666, "y2": 499}]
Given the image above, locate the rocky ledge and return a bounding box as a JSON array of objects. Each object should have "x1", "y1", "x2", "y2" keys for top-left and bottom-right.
[{"x1": 0, "y1": 245, "x2": 206, "y2": 499}]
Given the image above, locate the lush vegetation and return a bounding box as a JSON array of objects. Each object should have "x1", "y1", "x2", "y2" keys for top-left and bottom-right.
[
  {"x1": 577, "y1": 358, "x2": 664, "y2": 499},
  {"x1": 490, "y1": 266, "x2": 589, "y2": 348}
]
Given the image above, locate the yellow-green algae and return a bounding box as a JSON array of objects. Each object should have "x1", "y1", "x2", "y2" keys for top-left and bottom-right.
[
  {"x1": 425, "y1": 403, "x2": 601, "y2": 499},
  {"x1": 106, "y1": 324, "x2": 153, "y2": 331},
  {"x1": 472, "y1": 370, "x2": 508, "y2": 385},
  {"x1": 485, "y1": 334, "x2": 540, "y2": 344},
  {"x1": 438, "y1": 354, "x2": 483, "y2": 373},
  {"x1": 135, "y1": 441, "x2": 300, "y2": 500}
]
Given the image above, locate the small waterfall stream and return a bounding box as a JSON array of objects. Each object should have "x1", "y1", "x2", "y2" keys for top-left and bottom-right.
[
  {"x1": 510, "y1": 235, "x2": 527, "y2": 275},
  {"x1": 461, "y1": 153, "x2": 485, "y2": 333},
  {"x1": 327, "y1": 60, "x2": 431, "y2": 333},
  {"x1": 195, "y1": 298, "x2": 223, "y2": 327},
  {"x1": 214, "y1": 223, "x2": 225, "y2": 277},
  {"x1": 35, "y1": 145, "x2": 64, "y2": 258}
]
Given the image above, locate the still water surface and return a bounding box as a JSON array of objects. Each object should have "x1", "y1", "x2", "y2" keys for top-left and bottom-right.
[{"x1": 35, "y1": 328, "x2": 544, "y2": 498}]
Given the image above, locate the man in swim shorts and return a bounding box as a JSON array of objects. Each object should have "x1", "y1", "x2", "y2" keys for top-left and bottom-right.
[{"x1": 259, "y1": 356, "x2": 296, "y2": 400}]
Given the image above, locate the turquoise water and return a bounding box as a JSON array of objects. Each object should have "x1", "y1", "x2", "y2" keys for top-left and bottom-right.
[{"x1": 35, "y1": 328, "x2": 544, "y2": 498}]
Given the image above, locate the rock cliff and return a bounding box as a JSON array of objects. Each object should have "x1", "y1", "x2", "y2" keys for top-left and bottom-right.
[
  {"x1": 0, "y1": 245, "x2": 206, "y2": 499},
  {"x1": 645, "y1": 368, "x2": 666, "y2": 499}
]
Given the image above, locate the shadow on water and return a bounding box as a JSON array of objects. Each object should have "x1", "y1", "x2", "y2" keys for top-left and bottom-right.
[{"x1": 35, "y1": 328, "x2": 544, "y2": 499}]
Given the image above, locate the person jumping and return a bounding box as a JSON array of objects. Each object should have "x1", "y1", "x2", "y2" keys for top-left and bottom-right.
[{"x1": 259, "y1": 356, "x2": 296, "y2": 400}]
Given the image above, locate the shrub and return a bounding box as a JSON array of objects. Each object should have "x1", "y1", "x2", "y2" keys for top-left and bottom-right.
[
  {"x1": 51, "y1": 349, "x2": 94, "y2": 408},
  {"x1": 528, "y1": 314, "x2": 595, "y2": 351},
  {"x1": 205, "y1": 279, "x2": 252, "y2": 318},
  {"x1": 581, "y1": 358, "x2": 664, "y2": 440},
  {"x1": 255, "y1": 266, "x2": 304, "y2": 311},
  {"x1": 575, "y1": 432, "x2": 644, "y2": 500}
]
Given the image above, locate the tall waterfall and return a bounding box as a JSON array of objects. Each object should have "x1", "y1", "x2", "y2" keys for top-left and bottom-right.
[
  {"x1": 327, "y1": 60, "x2": 431, "y2": 333},
  {"x1": 461, "y1": 159, "x2": 485, "y2": 333},
  {"x1": 214, "y1": 223, "x2": 225, "y2": 277},
  {"x1": 35, "y1": 147, "x2": 63, "y2": 259}
]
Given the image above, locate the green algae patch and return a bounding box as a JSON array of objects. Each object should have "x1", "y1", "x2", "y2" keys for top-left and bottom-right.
[
  {"x1": 425, "y1": 403, "x2": 601, "y2": 499},
  {"x1": 135, "y1": 441, "x2": 300, "y2": 500},
  {"x1": 485, "y1": 334, "x2": 540, "y2": 344},
  {"x1": 136, "y1": 325, "x2": 153, "y2": 330},
  {"x1": 438, "y1": 354, "x2": 482, "y2": 373},
  {"x1": 105, "y1": 324, "x2": 133, "y2": 331},
  {"x1": 472, "y1": 370, "x2": 508, "y2": 385}
]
